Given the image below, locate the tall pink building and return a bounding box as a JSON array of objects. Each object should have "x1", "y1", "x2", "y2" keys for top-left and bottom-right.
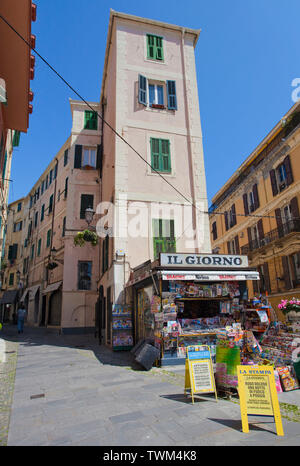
[{"x1": 1, "y1": 11, "x2": 211, "y2": 339}]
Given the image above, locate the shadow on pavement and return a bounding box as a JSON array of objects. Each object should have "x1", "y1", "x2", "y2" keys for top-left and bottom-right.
[
  {"x1": 208, "y1": 417, "x2": 277, "y2": 434},
  {"x1": 0, "y1": 323, "x2": 143, "y2": 371}
]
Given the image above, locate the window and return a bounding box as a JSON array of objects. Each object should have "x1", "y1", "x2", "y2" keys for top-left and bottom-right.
[
  {"x1": 291, "y1": 252, "x2": 300, "y2": 284},
  {"x1": 212, "y1": 221, "x2": 217, "y2": 241},
  {"x1": 8, "y1": 244, "x2": 18, "y2": 261},
  {"x1": 83, "y1": 148, "x2": 96, "y2": 168},
  {"x1": 84, "y1": 111, "x2": 98, "y2": 130},
  {"x1": 64, "y1": 149, "x2": 68, "y2": 166},
  {"x1": 74, "y1": 145, "x2": 99, "y2": 169},
  {"x1": 34, "y1": 211, "x2": 38, "y2": 228},
  {"x1": 62, "y1": 217, "x2": 66, "y2": 237},
  {"x1": 152, "y1": 219, "x2": 176, "y2": 259},
  {"x1": 49, "y1": 169, "x2": 53, "y2": 185},
  {"x1": 41, "y1": 204, "x2": 45, "y2": 222},
  {"x1": 149, "y1": 84, "x2": 164, "y2": 107},
  {"x1": 64, "y1": 177, "x2": 68, "y2": 199},
  {"x1": 78, "y1": 261, "x2": 92, "y2": 290},
  {"x1": 48, "y1": 194, "x2": 53, "y2": 214},
  {"x1": 30, "y1": 244, "x2": 35, "y2": 260},
  {"x1": 41, "y1": 180, "x2": 45, "y2": 195},
  {"x1": 150, "y1": 138, "x2": 171, "y2": 173},
  {"x1": 102, "y1": 235, "x2": 109, "y2": 273},
  {"x1": 80, "y1": 194, "x2": 94, "y2": 219},
  {"x1": 147, "y1": 34, "x2": 164, "y2": 61},
  {"x1": 138, "y1": 75, "x2": 177, "y2": 110},
  {"x1": 45, "y1": 174, "x2": 48, "y2": 190},
  {"x1": 46, "y1": 229, "x2": 51, "y2": 248},
  {"x1": 13, "y1": 221, "x2": 22, "y2": 232},
  {"x1": 9, "y1": 273, "x2": 14, "y2": 286},
  {"x1": 54, "y1": 163, "x2": 58, "y2": 180},
  {"x1": 270, "y1": 155, "x2": 293, "y2": 196},
  {"x1": 225, "y1": 204, "x2": 237, "y2": 230},
  {"x1": 17, "y1": 202, "x2": 22, "y2": 212},
  {"x1": 37, "y1": 238, "x2": 41, "y2": 256}
]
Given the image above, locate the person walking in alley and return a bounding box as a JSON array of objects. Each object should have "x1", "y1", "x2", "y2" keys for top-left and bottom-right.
[{"x1": 17, "y1": 304, "x2": 27, "y2": 334}]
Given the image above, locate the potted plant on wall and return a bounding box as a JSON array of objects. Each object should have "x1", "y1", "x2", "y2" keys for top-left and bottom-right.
[{"x1": 74, "y1": 229, "x2": 98, "y2": 247}]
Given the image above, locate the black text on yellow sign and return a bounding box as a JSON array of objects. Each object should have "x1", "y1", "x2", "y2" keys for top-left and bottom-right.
[
  {"x1": 237, "y1": 365, "x2": 284, "y2": 436},
  {"x1": 184, "y1": 346, "x2": 217, "y2": 404}
]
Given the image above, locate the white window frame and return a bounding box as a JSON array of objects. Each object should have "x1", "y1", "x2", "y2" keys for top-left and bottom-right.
[{"x1": 82, "y1": 147, "x2": 96, "y2": 168}]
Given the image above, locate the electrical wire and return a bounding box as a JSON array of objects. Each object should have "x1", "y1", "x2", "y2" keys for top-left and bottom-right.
[{"x1": 0, "y1": 13, "x2": 298, "y2": 224}]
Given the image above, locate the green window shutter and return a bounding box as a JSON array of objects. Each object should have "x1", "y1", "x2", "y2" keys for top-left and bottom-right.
[
  {"x1": 166, "y1": 80, "x2": 177, "y2": 110},
  {"x1": 9, "y1": 273, "x2": 14, "y2": 286},
  {"x1": 80, "y1": 194, "x2": 94, "y2": 219},
  {"x1": 84, "y1": 111, "x2": 98, "y2": 130},
  {"x1": 147, "y1": 34, "x2": 155, "y2": 59},
  {"x1": 37, "y1": 238, "x2": 41, "y2": 256},
  {"x1": 152, "y1": 219, "x2": 176, "y2": 259},
  {"x1": 12, "y1": 130, "x2": 20, "y2": 147},
  {"x1": 41, "y1": 204, "x2": 45, "y2": 222},
  {"x1": 151, "y1": 138, "x2": 171, "y2": 173},
  {"x1": 64, "y1": 177, "x2": 68, "y2": 198},
  {"x1": 138, "y1": 75, "x2": 147, "y2": 105},
  {"x1": 147, "y1": 35, "x2": 163, "y2": 61},
  {"x1": 46, "y1": 229, "x2": 51, "y2": 248},
  {"x1": 150, "y1": 138, "x2": 160, "y2": 171},
  {"x1": 155, "y1": 36, "x2": 164, "y2": 60},
  {"x1": 62, "y1": 217, "x2": 66, "y2": 237},
  {"x1": 30, "y1": 244, "x2": 35, "y2": 260},
  {"x1": 74, "y1": 145, "x2": 82, "y2": 168},
  {"x1": 64, "y1": 149, "x2": 68, "y2": 166},
  {"x1": 49, "y1": 194, "x2": 53, "y2": 213}
]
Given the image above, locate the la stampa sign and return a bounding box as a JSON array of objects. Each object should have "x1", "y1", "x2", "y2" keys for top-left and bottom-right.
[{"x1": 160, "y1": 253, "x2": 249, "y2": 268}]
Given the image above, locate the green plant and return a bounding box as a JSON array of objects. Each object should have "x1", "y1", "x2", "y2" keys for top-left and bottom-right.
[{"x1": 74, "y1": 229, "x2": 98, "y2": 247}]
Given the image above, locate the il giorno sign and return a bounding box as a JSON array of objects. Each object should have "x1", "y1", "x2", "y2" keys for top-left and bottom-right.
[{"x1": 160, "y1": 253, "x2": 249, "y2": 268}]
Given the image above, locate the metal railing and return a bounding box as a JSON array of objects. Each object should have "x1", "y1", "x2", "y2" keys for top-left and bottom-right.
[{"x1": 241, "y1": 219, "x2": 300, "y2": 254}]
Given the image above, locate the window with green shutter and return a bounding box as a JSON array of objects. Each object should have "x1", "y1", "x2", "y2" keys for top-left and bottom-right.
[
  {"x1": 84, "y1": 111, "x2": 98, "y2": 130},
  {"x1": 150, "y1": 138, "x2": 171, "y2": 173},
  {"x1": 41, "y1": 204, "x2": 45, "y2": 222},
  {"x1": 46, "y1": 229, "x2": 51, "y2": 248},
  {"x1": 152, "y1": 219, "x2": 176, "y2": 259},
  {"x1": 37, "y1": 238, "x2": 41, "y2": 256},
  {"x1": 147, "y1": 34, "x2": 164, "y2": 61},
  {"x1": 30, "y1": 244, "x2": 35, "y2": 260},
  {"x1": 9, "y1": 273, "x2": 14, "y2": 286}
]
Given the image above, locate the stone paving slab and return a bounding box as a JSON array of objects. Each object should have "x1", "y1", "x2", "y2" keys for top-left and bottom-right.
[{"x1": 1, "y1": 325, "x2": 300, "y2": 446}]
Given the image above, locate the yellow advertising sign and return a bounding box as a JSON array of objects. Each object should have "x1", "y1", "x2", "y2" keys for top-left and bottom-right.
[
  {"x1": 237, "y1": 365, "x2": 284, "y2": 436},
  {"x1": 184, "y1": 346, "x2": 217, "y2": 404}
]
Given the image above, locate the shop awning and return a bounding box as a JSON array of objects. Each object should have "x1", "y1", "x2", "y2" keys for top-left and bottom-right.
[
  {"x1": 20, "y1": 288, "x2": 29, "y2": 302},
  {"x1": 20, "y1": 284, "x2": 40, "y2": 302},
  {"x1": 160, "y1": 270, "x2": 260, "y2": 281},
  {"x1": 42, "y1": 281, "x2": 62, "y2": 294},
  {"x1": 0, "y1": 289, "x2": 19, "y2": 305}
]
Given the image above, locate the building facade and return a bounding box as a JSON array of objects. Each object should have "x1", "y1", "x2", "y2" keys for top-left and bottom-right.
[
  {"x1": 0, "y1": 0, "x2": 36, "y2": 274},
  {"x1": 97, "y1": 11, "x2": 211, "y2": 345},
  {"x1": 1, "y1": 100, "x2": 102, "y2": 332},
  {"x1": 1, "y1": 11, "x2": 212, "y2": 340},
  {"x1": 209, "y1": 101, "x2": 300, "y2": 320}
]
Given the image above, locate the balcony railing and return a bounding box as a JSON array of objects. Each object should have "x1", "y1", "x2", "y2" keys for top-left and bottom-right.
[{"x1": 241, "y1": 219, "x2": 300, "y2": 254}]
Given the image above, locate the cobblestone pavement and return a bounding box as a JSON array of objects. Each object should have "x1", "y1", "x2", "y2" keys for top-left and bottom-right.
[{"x1": 1, "y1": 324, "x2": 300, "y2": 447}]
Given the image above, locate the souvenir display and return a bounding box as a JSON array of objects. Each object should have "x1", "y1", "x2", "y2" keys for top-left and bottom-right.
[{"x1": 112, "y1": 304, "x2": 133, "y2": 351}]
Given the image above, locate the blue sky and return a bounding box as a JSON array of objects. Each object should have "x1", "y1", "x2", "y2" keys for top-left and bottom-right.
[{"x1": 8, "y1": 0, "x2": 300, "y2": 205}]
